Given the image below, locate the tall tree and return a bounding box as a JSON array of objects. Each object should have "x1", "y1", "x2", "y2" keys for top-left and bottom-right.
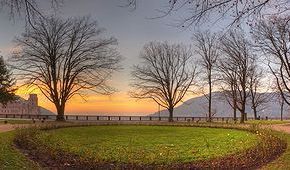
[
  {"x1": 193, "y1": 31, "x2": 219, "y2": 122},
  {"x1": 130, "y1": 42, "x2": 197, "y2": 122},
  {"x1": 252, "y1": 16, "x2": 290, "y2": 106},
  {"x1": 11, "y1": 16, "x2": 121, "y2": 121},
  {"x1": 0, "y1": 56, "x2": 17, "y2": 105},
  {"x1": 248, "y1": 66, "x2": 270, "y2": 120},
  {"x1": 273, "y1": 86, "x2": 286, "y2": 121},
  {"x1": 218, "y1": 63, "x2": 238, "y2": 121},
  {"x1": 218, "y1": 31, "x2": 255, "y2": 123}
]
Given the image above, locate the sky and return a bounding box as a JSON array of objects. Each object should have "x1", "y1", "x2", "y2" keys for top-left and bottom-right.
[{"x1": 0, "y1": 0, "x2": 227, "y2": 115}]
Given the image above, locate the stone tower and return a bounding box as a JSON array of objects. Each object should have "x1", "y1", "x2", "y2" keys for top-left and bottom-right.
[{"x1": 28, "y1": 94, "x2": 39, "y2": 115}]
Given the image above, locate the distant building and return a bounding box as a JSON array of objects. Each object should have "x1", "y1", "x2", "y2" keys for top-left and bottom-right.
[{"x1": 0, "y1": 94, "x2": 40, "y2": 115}]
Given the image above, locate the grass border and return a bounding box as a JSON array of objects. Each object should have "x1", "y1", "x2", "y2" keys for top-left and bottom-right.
[{"x1": 13, "y1": 122, "x2": 287, "y2": 169}]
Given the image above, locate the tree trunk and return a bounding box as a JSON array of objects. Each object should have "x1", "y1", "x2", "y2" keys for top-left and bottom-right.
[
  {"x1": 281, "y1": 99, "x2": 284, "y2": 121},
  {"x1": 233, "y1": 97, "x2": 237, "y2": 122},
  {"x1": 253, "y1": 106, "x2": 258, "y2": 120},
  {"x1": 233, "y1": 107, "x2": 237, "y2": 122},
  {"x1": 240, "y1": 88, "x2": 247, "y2": 124},
  {"x1": 168, "y1": 107, "x2": 174, "y2": 122},
  {"x1": 240, "y1": 112, "x2": 245, "y2": 123},
  {"x1": 208, "y1": 74, "x2": 212, "y2": 122},
  {"x1": 240, "y1": 103, "x2": 246, "y2": 123},
  {"x1": 56, "y1": 104, "x2": 65, "y2": 121}
]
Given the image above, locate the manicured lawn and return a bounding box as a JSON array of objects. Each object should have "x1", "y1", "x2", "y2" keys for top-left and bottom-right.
[
  {"x1": 0, "y1": 131, "x2": 38, "y2": 169},
  {"x1": 37, "y1": 125, "x2": 259, "y2": 165}
]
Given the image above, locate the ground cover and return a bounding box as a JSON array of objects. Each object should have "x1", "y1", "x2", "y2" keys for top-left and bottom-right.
[
  {"x1": 10, "y1": 123, "x2": 287, "y2": 169},
  {"x1": 36, "y1": 125, "x2": 259, "y2": 165},
  {"x1": 0, "y1": 131, "x2": 38, "y2": 169}
]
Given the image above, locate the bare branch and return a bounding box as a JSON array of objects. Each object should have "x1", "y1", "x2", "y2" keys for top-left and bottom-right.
[
  {"x1": 10, "y1": 16, "x2": 121, "y2": 121},
  {"x1": 217, "y1": 30, "x2": 255, "y2": 123},
  {"x1": 130, "y1": 41, "x2": 197, "y2": 121}
]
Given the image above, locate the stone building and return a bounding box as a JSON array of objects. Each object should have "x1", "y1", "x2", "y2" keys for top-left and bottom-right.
[{"x1": 0, "y1": 94, "x2": 40, "y2": 115}]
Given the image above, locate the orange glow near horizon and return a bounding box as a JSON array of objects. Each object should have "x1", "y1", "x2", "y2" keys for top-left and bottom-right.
[
  {"x1": 15, "y1": 85, "x2": 198, "y2": 116},
  {"x1": 16, "y1": 86, "x2": 160, "y2": 115}
]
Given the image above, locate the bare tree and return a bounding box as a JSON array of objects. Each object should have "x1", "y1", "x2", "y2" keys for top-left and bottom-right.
[
  {"x1": 130, "y1": 42, "x2": 197, "y2": 122},
  {"x1": 272, "y1": 86, "x2": 286, "y2": 121},
  {"x1": 192, "y1": 30, "x2": 219, "y2": 122},
  {"x1": 218, "y1": 57, "x2": 238, "y2": 121},
  {"x1": 248, "y1": 66, "x2": 271, "y2": 119},
  {"x1": 11, "y1": 16, "x2": 121, "y2": 121},
  {"x1": 252, "y1": 16, "x2": 290, "y2": 107},
  {"x1": 124, "y1": 0, "x2": 289, "y2": 27},
  {"x1": 218, "y1": 31, "x2": 254, "y2": 123}
]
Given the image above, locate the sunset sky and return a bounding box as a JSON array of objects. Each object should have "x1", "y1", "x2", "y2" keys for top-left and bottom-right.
[{"x1": 0, "y1": 0, "x2": 226, "y2": 115}]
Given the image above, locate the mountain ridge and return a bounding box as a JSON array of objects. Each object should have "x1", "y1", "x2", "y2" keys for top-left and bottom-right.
[{"x1": 150, "y1": 91, "x2": 290, "y2": 118}]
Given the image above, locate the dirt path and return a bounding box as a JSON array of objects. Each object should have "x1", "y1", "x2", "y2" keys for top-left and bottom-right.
[
  {"x1": 1, "y1": 121, "x2": 290, "y2": 133},
  {"x1": 0, "y1": 124, "x2": 17, "y2": 133},
  {"x1": 268, "y1": 123, "x2": 290, "y2": 134}
]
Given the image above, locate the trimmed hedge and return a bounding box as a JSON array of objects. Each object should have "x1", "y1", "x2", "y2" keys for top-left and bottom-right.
[{"x1": 13, "y1": 122, "x2": 287, "y2": 169}]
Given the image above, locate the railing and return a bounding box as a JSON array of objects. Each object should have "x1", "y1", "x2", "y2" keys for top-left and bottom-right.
[{"x1": 0, "y1": 114, "x2": 288, "y2": 122}]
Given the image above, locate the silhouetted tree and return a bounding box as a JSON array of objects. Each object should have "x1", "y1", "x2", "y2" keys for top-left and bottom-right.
[
  {"x1": 0, "y1": 56, "x2": 17, "y2": 105},
  {"x1": 218, "y1": 56, "x2": 238, "y2": 121},
  {"x1": 275, "y1": 88, "x2": 286, "y2": 121},
  {"x1": 218, "y1": 31, "x2": 255, "y2": 123},
  {"x1": 253, "y1": 16, "x2": 290, "y2": 106},
  {"x1": 130, "y1": 42, "x2": 197, "y2": 122},
  {"x1": 193, "y1": 31, "x2": 219, "y2": 122},
  {"x1": 248, "y1": 66, "x2": 270, "y2": 120},
  {"x1": 123, "y1": 0, "x2": 289, "y2": 27},
  {"x1": 11, "y1": 16, "x2": 121, "y2": 121}
]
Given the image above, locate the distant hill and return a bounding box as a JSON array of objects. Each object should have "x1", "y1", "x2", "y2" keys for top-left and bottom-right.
[
  {"x1": 39, "y1": 106, "x2": 55, "y2": 115},
  {"x1": 150, "y1": 92, "x2": 290, "y2": 118}
]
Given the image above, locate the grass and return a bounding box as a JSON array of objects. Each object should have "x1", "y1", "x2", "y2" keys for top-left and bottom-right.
[
  {"x1": 35, "y1": 125, "x2": 259, "y2": 165},
  {"x1": 0, "y1": 131, "x2": 38, "y2": 169},
  {"x1": 0, "y1": 119, "x2": 34, "y2": 124}
]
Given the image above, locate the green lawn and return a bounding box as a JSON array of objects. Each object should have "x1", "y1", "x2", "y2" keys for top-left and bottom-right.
[
  {"x1": 37, "y1": 125, "x2": 259, "y2": 165},
  {"x1": 0, "y1": 131, "x2": 38, "y2": 169}
]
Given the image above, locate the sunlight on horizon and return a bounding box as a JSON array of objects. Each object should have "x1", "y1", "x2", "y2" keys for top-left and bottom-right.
[{"x1": 15, "y1": 85, "x2": 198, "y2": 115}]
